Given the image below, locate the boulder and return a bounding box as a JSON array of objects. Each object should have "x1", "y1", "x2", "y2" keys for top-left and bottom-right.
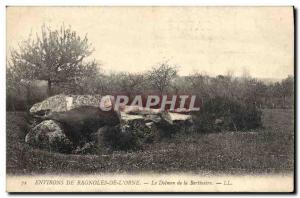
[{"x1": 25, "y1": 120, "x2": 73, "y2": 153}]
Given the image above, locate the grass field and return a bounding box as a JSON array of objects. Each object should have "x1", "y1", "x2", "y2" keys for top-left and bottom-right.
[{"x1": 6, "y1": 109, "x2": 294, "y2": 175}]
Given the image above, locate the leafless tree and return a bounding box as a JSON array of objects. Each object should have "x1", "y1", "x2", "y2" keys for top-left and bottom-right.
[{"x1": 148, "y1": 62, "x2": 178, "y2": 94}]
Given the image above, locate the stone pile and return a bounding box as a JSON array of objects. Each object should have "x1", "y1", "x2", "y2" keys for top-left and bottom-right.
[{"x1": 26, "y1": 94, "x2": 193, "y2": 153}]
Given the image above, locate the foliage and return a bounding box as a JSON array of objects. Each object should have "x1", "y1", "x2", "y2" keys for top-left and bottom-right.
[
  {"x1": 102, "y1": 120, "x2": 159, "y2": 151},
  {"x1": 7, "y1": 24, "x2": 96, "y2": 96},
  {"x1": 102, "y1": 125, "x2": 139, "y2": 151},
  {"x1": 192, "y1": 97, "x2": 263, "y2": 132},
  {"x1": 7, "y1": 23, "x2": 294, "y2": 111}
]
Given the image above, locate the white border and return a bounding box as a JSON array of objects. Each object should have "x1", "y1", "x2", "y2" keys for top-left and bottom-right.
[
  {"x1": 0, "y1": 0, "x2": 298, "y2": 6},
  {"x1": 0, "y1": 1, "x2": 298, "y2": 197}
]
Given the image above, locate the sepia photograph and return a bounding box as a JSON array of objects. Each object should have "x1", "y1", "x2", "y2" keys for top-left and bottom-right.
[{"x1": 5, "y1": 6, "x2": 294, "y2": 192}]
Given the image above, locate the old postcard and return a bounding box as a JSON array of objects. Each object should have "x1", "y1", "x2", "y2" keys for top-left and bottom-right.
[{"x1": 6, "y1": 6, "x2": 294, "y2": 192}]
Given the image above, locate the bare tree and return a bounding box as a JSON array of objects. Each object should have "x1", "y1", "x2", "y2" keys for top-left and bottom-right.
[
  {"x1": 148, "y1": 62, "x2": 178, "y2": 94},
  {"x1": 271, "y1": 76, "x2": 294, "y2": 108},
  {"x1": 187, "y1": 72, "x2": 211, "y2": 98}
]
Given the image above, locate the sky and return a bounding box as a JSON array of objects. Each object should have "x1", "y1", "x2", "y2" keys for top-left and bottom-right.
[{"x1": 7, "y1": 6, "x2": 294, "y2": 78}]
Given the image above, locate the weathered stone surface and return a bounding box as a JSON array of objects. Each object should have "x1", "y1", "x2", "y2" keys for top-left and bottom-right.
[
  {"x1": 119, "y1": 107, "x2": 193, "y2": 133},
  {"x1": 120, "y1": 106, "x2": 192, "y2": 125},
  {"x1": 118, "y1": 108, "x2": 193, "y2": 143},
  {"x1": 25, "y1": 120, "x2": 73, "y2": 153},
  {"x1": 122, "y1": 105, "x2": 162, "y2": 115},
  {"x1": 169, "y1": 112, "x2": 192, "y2": 122},
  {"x1": 120, "y1": 111, "x2": 144, "y2": 122},
  {"x1": 144, "y1": 114, "x2": 162, "y2": 123},
  {"x1": 29, "y1": 94, "x2": 102, "y2": 115}
]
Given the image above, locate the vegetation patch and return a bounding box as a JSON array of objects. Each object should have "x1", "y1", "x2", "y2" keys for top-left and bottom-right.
[{"x1": 192, "y1": 97, "x2": 263, "y2": 133}]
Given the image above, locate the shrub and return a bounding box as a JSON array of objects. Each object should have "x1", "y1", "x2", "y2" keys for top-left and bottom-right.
[
  {"x1": 101, "y1": 123, "x2": 143, "y2": 151},
  {"x1": 192, "y1": 97, "x2": 262, "y2": 132},
  {"x1": 102, "y1": 120, "x2": 160, "y2": 151}
]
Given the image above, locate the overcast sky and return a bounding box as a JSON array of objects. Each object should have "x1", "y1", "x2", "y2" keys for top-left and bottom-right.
[{"x1": 7, "y1": 6, "x2": 294, "y2": 78}]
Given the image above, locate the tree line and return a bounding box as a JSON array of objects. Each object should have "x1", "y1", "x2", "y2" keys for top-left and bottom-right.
[{"x1": 6, "y1": 25, "x2": 294, "y2": 111}]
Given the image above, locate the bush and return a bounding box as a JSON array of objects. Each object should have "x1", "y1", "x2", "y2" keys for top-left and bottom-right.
[
  {"x1": 101, "y1": 125, "x2": 138, "y2": 151},
  {"x1": 192, "y1": 97, "x2": 262, "y2": 133},
  {"x1": 102, "y1": 120, "x2": 159, "y2": 151}
]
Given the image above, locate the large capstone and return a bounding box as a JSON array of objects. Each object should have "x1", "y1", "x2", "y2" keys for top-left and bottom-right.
[
  {"x1": 25, "y1": 120, "x2": 73, "y2": 153},
  {"x1": 29, "y1": 94, "x2": 102, "y2": 115}
]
